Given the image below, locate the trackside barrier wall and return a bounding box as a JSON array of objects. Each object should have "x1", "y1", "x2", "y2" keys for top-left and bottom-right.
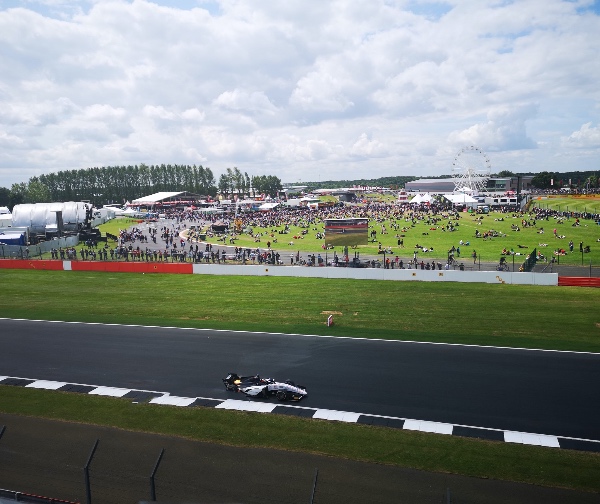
[
  {"x1": 558, "y1": 276, "x2": 600, "y2": 287},
  {"x1": 0, "y1": 259, "x2": 66, "y2": 271},
  {"x1": 191, "y1": 264, "x2": 558, "y2": 285},
  {"x1": 0, "y1": 259, "x2": 560, "y2": 285},
  {"x1": 66, "y1": 261, "x2": 192, "y2": 274}
]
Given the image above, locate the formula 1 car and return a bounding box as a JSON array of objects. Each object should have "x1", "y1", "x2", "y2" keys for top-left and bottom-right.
[
  {"x1": 222, "y1": 373, "x2": 271, "y2": 392},
  {"x1": 223, "y1": 373, "x2": 307, "y2": 402}
]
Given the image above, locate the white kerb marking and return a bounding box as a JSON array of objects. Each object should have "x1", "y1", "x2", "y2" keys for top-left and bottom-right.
[
  {"x1": 504, "y1": 431, "x2": 560, "y2": 448},
  {"x1": 403, "y1": 419, "x2": 454, "y2": 435},
  {"x1": 215, "y1": 399, "x2": 278, "y2": 413},
  {"x1": 313, "y1": 409, "x2": 361, "y2": 423},
  {"x1": 88, "y1": 386, "x2": 131, "y2": 398},
  {"x1": 149, "y1": 395, "x2": 197, "y2": 407},
  {"x1": 25, "y1": 380, "x2": 68, "y2": 390}
]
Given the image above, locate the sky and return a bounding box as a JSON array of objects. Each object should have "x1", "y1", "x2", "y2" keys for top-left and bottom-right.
[{"x1": 1, "y1": 0, "x2": 599, "y2": 189}]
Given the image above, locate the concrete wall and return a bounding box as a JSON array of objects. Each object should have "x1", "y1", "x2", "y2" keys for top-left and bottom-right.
[
  {"x1": 0, "y1": 258, "x2": 559, "y2": 285},
  {"x1": 192, "y1": 264, "x2": 558, "y2": 286}
]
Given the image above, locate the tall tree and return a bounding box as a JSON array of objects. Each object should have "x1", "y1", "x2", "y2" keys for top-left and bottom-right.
[
  {"x1": 25, "y1": 179, "x2": 52, "y2": 203},
  {"x1": 218, "y1": 173, "x2": 230, "y2": 197},
  {"x1": 244, "y1": 172, "x2": 251, "y2": 197},
  {"x1": 0, "y1": 187, "x2": 11, "y2": 208},
  {"x1": 10, "y1": 182, "x2": 27, "y2": 208},
  {"x1": 531, "y1": 172, "x2": 559, "y2": 190}
]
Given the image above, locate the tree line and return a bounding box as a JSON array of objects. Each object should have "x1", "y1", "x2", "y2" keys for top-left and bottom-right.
[
  {"x1": 0, "y1": 166, "x2": 597, "y2": 211},
  {"x1": 217, "y1": 167, "x2": 283, "y2": 200},
  {"x1": 529, "y1": 171, "x2": 599, "y2": 190},
  {"x1": 0, "y1": 164, "x2": 284, "y2": 210}
]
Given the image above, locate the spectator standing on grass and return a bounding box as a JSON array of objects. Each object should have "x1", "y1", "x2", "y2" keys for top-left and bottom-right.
[{"x1": 472, "y1": 250, "x2": 477, "y2": 264}]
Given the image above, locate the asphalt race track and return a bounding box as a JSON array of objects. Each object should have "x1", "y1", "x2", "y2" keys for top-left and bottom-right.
[{"x1": 1, "y1": 318, "x2": 599, "y2": 442}]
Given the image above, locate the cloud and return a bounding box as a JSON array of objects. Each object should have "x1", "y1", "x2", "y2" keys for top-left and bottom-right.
[
  {"x1": 290, "y1": 69, "x2": 355, "y2": 114},
  {"x1": 448, "y1": 106, "x2": 538, "y2": 151},
  {"x1": 562, "y1": 123, "x2": 600, "y2": 149},
  {"x1": 214, "y1": 89, "x2": 278, "y2": 115},
  {"x1": 350, "y1": 133, "x2": 387, "y2": 158},
  {"x1": 0, "y1": 0, "x2": 599, "y2": 187}
]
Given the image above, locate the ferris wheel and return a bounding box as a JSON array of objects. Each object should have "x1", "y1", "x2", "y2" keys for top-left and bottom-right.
[{"x1": 451, "y1": 146, "x2": 491, "y2": 194}]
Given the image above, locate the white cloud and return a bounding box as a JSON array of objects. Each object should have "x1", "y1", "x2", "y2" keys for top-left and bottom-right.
[
  {"x1": 214, "y1": 89, "x2": 278, "y2": 115},
  {"x1": 0, "y1": 0, "x2": 599, "y2": 187},
  {"x1": 290, "y1": 68, "x2": 355, "y2": 113},
  {"x1": 448, "y1": 105, "x2": 538, "y2": 151},
  {"x1": 350, "y1": 133, "x2": 387, "y2": 158},
  {"x1": 562, "y1": 123, "x2": 600, "y2": 149}
]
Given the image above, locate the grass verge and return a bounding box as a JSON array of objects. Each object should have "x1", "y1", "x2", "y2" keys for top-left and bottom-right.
[
  {"x1": 0, "y1": 386, "x2": 598, "y2": 493},
  {"x1": 1, "y1": 268, "x2": 599, "y2": 492},
  {"x1": 1, "y1": 269, "x2": 599, "y2": 351}
]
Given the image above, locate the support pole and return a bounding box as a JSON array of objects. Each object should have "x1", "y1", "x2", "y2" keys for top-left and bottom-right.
[
  {"x1": 150, "y1": 448, "x2": 165, "y2": 501},
  {"x1": 309, "y1": 468, "x2": 319, "y2": 504},
  {"x1": 83, "y1": 439, "x2": 99, "y2": 504}
]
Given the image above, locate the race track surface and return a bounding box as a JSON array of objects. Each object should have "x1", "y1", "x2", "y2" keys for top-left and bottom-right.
[{"x1": 1, "y1": 318, "x2": 599, "y2": 442}]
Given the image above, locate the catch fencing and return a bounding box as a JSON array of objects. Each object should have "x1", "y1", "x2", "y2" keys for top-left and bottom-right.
[
  {"x1": 0, "y1": 422, "x2": 477, "y2": 504},
  {"x1": 0, "y1": 237, "x2": 79, "y2": 260}
]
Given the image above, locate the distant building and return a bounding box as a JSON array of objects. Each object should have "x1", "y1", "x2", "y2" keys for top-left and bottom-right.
[
  {"x1": 405, "y1": 176, "x2": 534, "y2": 194},
  {"x1": 333, "y1": 190, "x2": 357, "y2": 203},
  {"x1": 397, "y1": 190, "x2": 409, "y2": 203},
  {"x1": 404, "y1": 179, "x2": 454, "y2": 193},
  {"x1": 486, "y1": 176, "x2": 534, "y2": 192}
]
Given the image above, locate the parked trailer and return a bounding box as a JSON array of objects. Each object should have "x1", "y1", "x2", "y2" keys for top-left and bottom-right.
[{"x1": 484, "y1": 196, "x2": 518, "y2": 208}]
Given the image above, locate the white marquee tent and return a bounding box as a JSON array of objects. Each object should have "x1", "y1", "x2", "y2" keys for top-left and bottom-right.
[
  {"x1": 409, "y1": 193, "x2": 432, "y2": 205},
  {"x1": 444, "y1": 193, "x2": 478, "y2": 207}
]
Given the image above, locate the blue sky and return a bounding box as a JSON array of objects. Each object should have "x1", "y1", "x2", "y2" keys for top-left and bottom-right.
[{"x1": 0, "y1": 0, "x2": 599, "y2": 187}]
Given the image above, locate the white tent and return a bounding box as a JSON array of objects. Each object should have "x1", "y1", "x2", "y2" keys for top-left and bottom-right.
[
  {"x1": 258, "y1": 202, "x2": 280, "y2": 211},
  {"x1": 0, "y1": 206, "x2": 11, "y2": 227},
  {"x1": 444, "y1": 193, "x2": 478, "y2": 205},
  {"x1": 0, "y1": 213, "x2": 11, "y2": 228},
  {"x1": 410, "y1": 193, "x2": 432, "y2": 205}
]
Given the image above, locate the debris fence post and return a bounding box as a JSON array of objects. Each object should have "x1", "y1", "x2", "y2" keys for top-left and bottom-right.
[
  {"x1": 149, "y1": 448, "x2": 165, "y2": 501},
  {"x1": 83, "y1": 439, "x2": 99, "y2": 504},
  {"x1": 309, "y1": 467, "x2": 319, "y2": 504}
]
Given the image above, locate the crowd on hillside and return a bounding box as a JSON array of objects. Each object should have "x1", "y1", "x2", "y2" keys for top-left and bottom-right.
[{"x1": 40, "y1": 197, "x2": 599, "y2": 268}]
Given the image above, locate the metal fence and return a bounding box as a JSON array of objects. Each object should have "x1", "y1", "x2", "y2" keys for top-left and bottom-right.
[
  {"x1": 0, "y1": 488, "x2": 78, "y2": 504},
  {"x1": 0, "y1": 421, "x2": 482, "y2": 504},
  {"x1": 0, "y1": 237, "x2": 79, "y2": 259}
]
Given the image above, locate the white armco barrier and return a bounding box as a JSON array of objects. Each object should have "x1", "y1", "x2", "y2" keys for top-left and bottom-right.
[{"x1": 192, "y1": 264, "x2": 558, "y2": 286}]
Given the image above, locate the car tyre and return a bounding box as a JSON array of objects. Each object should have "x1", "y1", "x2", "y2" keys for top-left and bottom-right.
[
  {"x1": 276, "y1": 390, "x2": 287, "y2": 401},
  {"x1": 261, "y1": 387, "x2": 269, "y2": 398}
]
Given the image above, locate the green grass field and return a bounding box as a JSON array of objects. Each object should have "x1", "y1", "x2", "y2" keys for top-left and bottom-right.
[
  {"x1": 1, "y1": 227, "x2": 600, "y2": 493},
  {"x1": 530, "y1": 194, "x2": 600, "y2": 214},
  {"x1": 1, "y1": 269, "x2": 599, "y2": 351},
  {"x1": 1, "y1": 385, "x2": 598, "y2": 493},
  {"x1": 35, "y1": 195, "x2": 600, "y2": 269},
  {"x1": 187, "y1": 197, "x2": 600, "y2": 267}
]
